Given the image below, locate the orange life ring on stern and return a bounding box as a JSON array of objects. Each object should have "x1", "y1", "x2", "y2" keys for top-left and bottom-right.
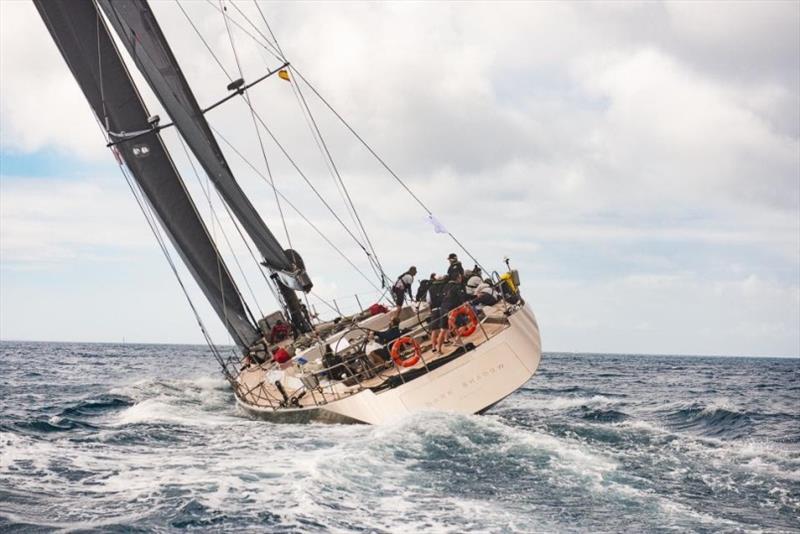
[
  {"x1": 448, "y1": 305, "x2": 479, "y2": 337},
  {"x1": 390, "y1": 336, "x2": 421, "y2": 367}
]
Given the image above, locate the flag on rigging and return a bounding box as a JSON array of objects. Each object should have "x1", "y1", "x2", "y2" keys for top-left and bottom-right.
[
  {"x1": 278, "y1": 69, "x2": 290, "y2": 82},
  {"x1": 426, "y1": 214, "x2": 448, "y2": 234}
]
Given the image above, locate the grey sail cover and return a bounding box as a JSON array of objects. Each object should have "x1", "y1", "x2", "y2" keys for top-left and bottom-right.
[
  {"x1": 34, "y1": 0, "x2": 260, "y2": 350},
  {"x1": 97, "y1": 0, "x2": 303, "y2": 281}
]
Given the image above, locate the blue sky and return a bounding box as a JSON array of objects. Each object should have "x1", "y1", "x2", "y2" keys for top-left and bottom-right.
[{"x1": 1, "y1": 1, "x2": 798, "y2": 357}]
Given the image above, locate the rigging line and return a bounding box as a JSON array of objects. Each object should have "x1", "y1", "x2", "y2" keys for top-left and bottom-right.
[
  {"x1": 175, "y1": 131, "x2": 266, "y2": 318},
  {"x1": 226, "y1": 2, "x2": 379, "y2": 275},
  {"x1": 245, "y1": 105, "x2": 377, "y2": 268},
  {"x1": 252, "y1": 0, "x2": 286, "y2": 59},
  {"x1": 292, "y1": 69, "x2": 489, "y2": 274},
  {"x1": 283, "y1": 75, "x2": 383, "y2": 284},
  {"x1": 111, "y1": 0, "x2": 288, "y2": 314},
  {"x1": 175, "y1": 0, "x2": 233, "y2": 81},
  {"x1": 189, "y1": 1, "x2": 391, "y2": 283},
  {"x1": 244, "y1": 92, "x2": 294, "y2": 250},
  {"x1": 246, "y1": 1, "x2": 380, "y2": 274},
  {"x1": 182, "y1": 0, "x2": 376, "y2": 268},
  {"x1": 289, "y1": 67, "x2": 386, "y2": 282},
  {"x1": 182, "y1": 0, "x2": 291, "y2": 259},
  {"x1": 152, "y1": 108, "x2": 262, "y2": 333},
  {"x1": 132, "y1": 173, "x2": 236, "y2": 376},
  {"x1": 285, "y1": 74, "x2": 354, "y2": 241},
  {"x1": 222, "y1": 0, "x2": 283, "y2": 61},
  {"x1": 87, "y1": 16, "x2": 253, "y2": 352},
  {"x1": 47, "y1": 4, "x2": 234, "y2": 364},
  {"x1": 119, "y1": 146, "x2": 243, "y2": 369},
  {"x1": 212, "y1": 126, "x2": 382, "y2": 292},
  {"x1": 198, "y1": 4, "x2": 481, "y2": 276},
  {"x1": 218, "y1": 0, "x2": 245, "y2": 82},
  {"x1": 197, "y1": 97, "x2": 231, "y2": 344},
  {"x1": 178, "y1": 0, "x2": 291, "y2": 258},
  {"x1": 213, "y1": 2, "x2": 376, "y2": 275},
  {"x1": 219, "y1": 0, "x2": 294, "y2": 265},
  {"x1": 119, "y1": 162, "x2": 233, "y2": 369},
  {"x1": 198, "y1": 144, "x2": 284, "y2": 312},
  {"x1": 177, "y1": 115, "x2": 288, "y2": 314},
  {"x1": 275, "y1": 63, "x2": 380, "y2": 277},
  {"x1": 301, "y1": 292, "x2": 314, "y2": 322}
]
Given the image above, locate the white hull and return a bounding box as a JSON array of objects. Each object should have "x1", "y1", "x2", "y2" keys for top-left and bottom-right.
[{"x1": 236, "y1": 304, "x2": 541, "y2": 424}]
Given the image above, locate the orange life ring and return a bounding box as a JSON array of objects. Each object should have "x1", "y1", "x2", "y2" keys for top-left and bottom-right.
[
  {"x1": 390, "y1": 336, "x2": 421, "y2": 367},
  {"x1": 448, "y1": 305, "x2": 478, "y2": 337}
]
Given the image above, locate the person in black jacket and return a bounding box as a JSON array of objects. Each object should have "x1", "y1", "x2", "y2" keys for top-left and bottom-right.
[
  {"x1": 446, "y1": 253, "x2": 464, "y2": 281},
  {"x1": 435, "y1": 266, "x2": 467, "y2": 353},
  {"x1": 427, "y1": 275, "x2": 447, "y2": 352}
]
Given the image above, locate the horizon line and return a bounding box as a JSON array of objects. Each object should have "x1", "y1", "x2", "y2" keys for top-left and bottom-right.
[{"x1": 0, "y1": 337, "x2": 797, "y2": 360}]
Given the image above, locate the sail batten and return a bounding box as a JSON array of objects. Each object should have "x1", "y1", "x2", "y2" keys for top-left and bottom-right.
[
  {"x1": 34, "y1": 0, "x2": 260, "y2": 350},
  {"x1": 96, "y1": 0, "x2": 308, "y2": 288}
]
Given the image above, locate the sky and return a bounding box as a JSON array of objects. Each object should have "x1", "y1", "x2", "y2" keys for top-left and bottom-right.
[{"x1": 1, "y1": 1, "x2": 798, "y2": 357}]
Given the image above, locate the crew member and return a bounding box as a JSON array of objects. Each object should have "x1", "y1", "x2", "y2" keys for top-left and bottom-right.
[
  {"x1": 269, "y1": 319, "x2": 291, "y2": 344},
  {"x1": 446, "y1": 253, "x2": 464, "y2": 281},
  {"x1": 391, "y1": 266, "x2": 417, "y2": 318},
  {"x1": 474, "y1": 278, "x2": 499, "y2": 306},
  {"x1": 415, "y1": 273, "x2": 437, "y2": 302},
  {"x1": 427, "y1": 274, "x2": 447, "y2": 353},
  {"x1": 365, "y1": 317, "x2": 403, "y2": 368},
  {"x1": 436, "y1": 267, "x2": 467, "y2": 353},
  {"x1": 465, "y1": 266, "x2": 482, "y2": 297}
]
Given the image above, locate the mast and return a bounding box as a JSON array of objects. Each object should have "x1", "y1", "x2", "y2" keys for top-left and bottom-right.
[{"x1": 34, "y1": 0, "x2": 262, "y2": 351}]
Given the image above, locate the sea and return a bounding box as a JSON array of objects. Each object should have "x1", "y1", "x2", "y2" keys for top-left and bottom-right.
[{"x1": 0, "y1": 341, "x2": 797, "y2": 533}]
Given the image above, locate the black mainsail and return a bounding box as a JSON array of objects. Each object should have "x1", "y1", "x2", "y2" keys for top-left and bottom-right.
[
  {"x1": 96, "y1": 0, "x2": 312, "y2": 294},
  {"x1": 34, "y1": 0, "x2": 260, "y2": 350}
]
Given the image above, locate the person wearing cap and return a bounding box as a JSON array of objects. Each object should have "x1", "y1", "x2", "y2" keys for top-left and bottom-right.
[
  {"x1": 446, "y1": 253, "x2": 464, "y2": 281},
  {"x1": 391, "y1": 266, "x2": 417, "y2": 318}
]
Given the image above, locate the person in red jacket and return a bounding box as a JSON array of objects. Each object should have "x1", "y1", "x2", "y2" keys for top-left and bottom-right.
[{"x1": 269, "y1": 319, "x2": 291, "y2": 343}]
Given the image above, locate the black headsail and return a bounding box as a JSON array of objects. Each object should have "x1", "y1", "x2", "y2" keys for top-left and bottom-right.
[
  {"x1": 95, "y1": 0, "x2": 312, "y2": 294},
  {"x1": 34, "y1": 0, "x2": 260, "y2": 350}
]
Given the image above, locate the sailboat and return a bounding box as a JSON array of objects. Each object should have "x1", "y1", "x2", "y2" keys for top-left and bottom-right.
[{"x1": 35, "y1": 0, "x2": 542, "y2": 424}]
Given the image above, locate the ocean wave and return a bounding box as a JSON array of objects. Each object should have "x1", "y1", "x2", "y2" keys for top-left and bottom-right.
[
  {"x1": 520, "y1": 394, "x2": 621, "y2": 411},
  {"x1": 2, "y1": 344, "x2": 799, "y2": 532},
  {"x1": 665, "y1": 401, "x2": 755, "y2": 438},
  {"x1": 5, "y1": 417, "x2": 100, "y2": 435},
  {"x1": 109, "y1": 375, "x2": 239, "y2": 427},
  {"x1": 57, "y1": 395, "x2": 133, "y2": 418},
  {"x1": 580, "y1": 408, "x2": 629, "y2": 423}
]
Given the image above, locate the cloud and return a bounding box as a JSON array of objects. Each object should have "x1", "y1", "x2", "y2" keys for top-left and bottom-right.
[
  {"x1": 1, "y1": 1, "x2": 798, "y2": 354},
  {"x1": 0, "y1": 2, "x2": 107, "y2": 161},
  {"x1": 534, "y1": 271, "x2": 799, "y2": 357},
  {"x1": 0, "y1": 175, "x2": 152, "y2": 267}
]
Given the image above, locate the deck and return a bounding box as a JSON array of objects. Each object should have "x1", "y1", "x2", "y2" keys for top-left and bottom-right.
[{"x1": 235, "y1": 305, "x2": 512, "y2": 411}]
